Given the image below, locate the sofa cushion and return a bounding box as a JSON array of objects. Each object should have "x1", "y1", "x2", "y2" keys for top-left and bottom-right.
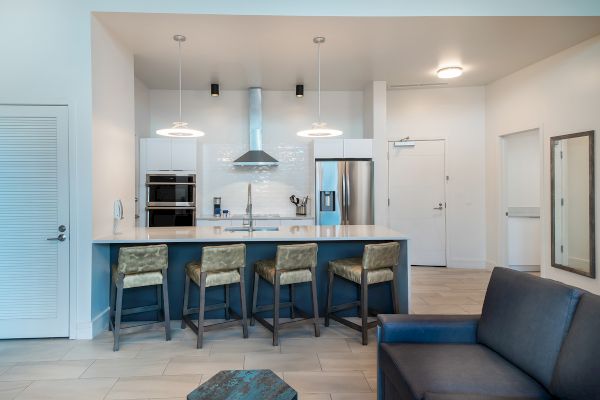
[
  {"x1": 550, "y1": 293, "x2": 600, "y2": 400},
  {"x1": 424, "y1": 393, "x2": 541, "y2": 400},
  {"x1": 477, "y1": 268, "x2": 582, "y2": 388},
  {"x1": 379, "y1": 343, "x2": 551, "y2": 400}
]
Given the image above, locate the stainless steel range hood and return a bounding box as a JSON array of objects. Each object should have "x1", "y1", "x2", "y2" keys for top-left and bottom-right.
[{"x1": 233, "y1": 87, "x2": 278, "y2": 166}]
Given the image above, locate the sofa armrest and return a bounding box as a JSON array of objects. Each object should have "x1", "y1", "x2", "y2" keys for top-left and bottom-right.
[{"x1": 377, "y1": 314, "x2": 480, "y2": 344}]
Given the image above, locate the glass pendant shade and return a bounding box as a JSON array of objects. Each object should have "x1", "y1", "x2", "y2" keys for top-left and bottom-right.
[
  {"x1": 297, "y1": 37, "x2": 343, "y2": 138},
  {"x1": 156, "y1": 35, "x2": 205, "y2": 138}
]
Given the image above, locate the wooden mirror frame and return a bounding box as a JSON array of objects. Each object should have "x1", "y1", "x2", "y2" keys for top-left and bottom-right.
[{"x1": 550, "y1": 130, "x2": 595, "y2": 278}]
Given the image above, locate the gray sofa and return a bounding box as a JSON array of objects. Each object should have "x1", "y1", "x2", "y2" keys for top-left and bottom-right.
[{"x1": 377, "y1": 267, "x2": 600, "y2": 400}]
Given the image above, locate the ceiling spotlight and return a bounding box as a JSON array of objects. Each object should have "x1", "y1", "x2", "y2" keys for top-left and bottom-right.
[
  {"x1": 437, "y1": 66, "x2": 463, "y2": 79},
  {"x1": 296, "y1": 84, "x2": 304, "y2": 98},
  {"x1": 211, "y1": 83, "x2": 220, "y2": 97}
]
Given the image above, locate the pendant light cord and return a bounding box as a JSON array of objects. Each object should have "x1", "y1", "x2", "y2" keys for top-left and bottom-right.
[
  {"x1": 317, "y1": 40, "x2": 321, "y2": 124},
  {"x1": 178, "y1": 39, "x2": 182, "y2": 123}
]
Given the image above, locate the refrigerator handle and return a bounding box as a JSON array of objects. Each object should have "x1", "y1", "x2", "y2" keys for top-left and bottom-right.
[{"x1": 344, "y1": 162, "x2": 350, "y2": 225}]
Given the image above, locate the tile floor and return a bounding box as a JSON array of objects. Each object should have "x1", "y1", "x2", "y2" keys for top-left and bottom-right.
[{"x1": 0, "y1": 267, "x2": 492, "y2": 400}]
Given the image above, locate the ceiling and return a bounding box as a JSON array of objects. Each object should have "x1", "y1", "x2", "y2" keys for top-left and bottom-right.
[{"x1": 96, "y1": 13, "x2": 600, "y2": 90}]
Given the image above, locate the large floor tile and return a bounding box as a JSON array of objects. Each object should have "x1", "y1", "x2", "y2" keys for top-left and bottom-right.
[
  {"x1": 0, "y1": 381, "x2": 31, "y2": 400},
  {"x1": 163, "y1": 354, "x2": 243, "y2": 375},
  {"x1": 283, "y1": 371, "x2": 372, "y2": 394},
  {"x1": 81, "y1": 358, "x2": 169, "y2": 378},
  {"x1": 135, "y1": 341, "x2": 209, "y2": 359},
  {"x1": 244, "y1": 353, "x2": 321, "y2": 372},
  {"x1": 210, "y1": 339, "x2": 280, "y2": 354},
  {"x1": 13, "y1": 378, "x2": 116, "y2": 400},
  {"x1": 281, "y1": 338, "x2": 351, "y2": 354},
  {"x1": 298, "y1": 394, "x2": 331, "y2": 400},
  {"x1": 331, "y1": 393, "x2": 376, "y2": 400},
  {"x1": 318, "y1": 352, "x2": 376, "y2": 371},
  {"x1": 0, "y1": 340, "x2": 73, "y2": 363},
  {"x1": 106, "y1": 375, "x2": 201, "y2": 399},
  {"x1": 0, "y1": 361, "x2": 92, "y2": 381},
  {"x1": 62, "y1": 341, "x2": 142, "y2": 360}
]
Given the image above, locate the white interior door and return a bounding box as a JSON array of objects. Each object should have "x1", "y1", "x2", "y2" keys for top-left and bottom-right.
[
  {"x1": 0, "y1": 105, "x2": 70, "y2": 338},
  {"x1": 388, "y1": 140, "x2": 446, "y2": 266}
]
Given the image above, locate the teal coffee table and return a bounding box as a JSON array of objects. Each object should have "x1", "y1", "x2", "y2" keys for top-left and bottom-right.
[{"x1": 187, "y1": 369, "x2": 297, "y2": 400}]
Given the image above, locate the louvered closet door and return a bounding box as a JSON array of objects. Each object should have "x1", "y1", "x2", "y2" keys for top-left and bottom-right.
[{"x1": 0, "y1": 105, "x2": 70, "y2": 338}]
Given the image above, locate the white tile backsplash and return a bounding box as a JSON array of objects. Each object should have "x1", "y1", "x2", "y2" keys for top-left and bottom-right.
[{"x1": 201, "y1": 143, "x2": 313, "y2": 217}]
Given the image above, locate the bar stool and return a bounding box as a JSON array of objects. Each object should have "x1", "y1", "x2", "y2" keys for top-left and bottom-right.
[
  {"x1": 182, "y1": 243, "x2": 249, "y2": 348},
  {"x1": 110, "y1": 244, "x2": 171, "y2": 352},
  {"x1": 325, "y1": 242, "x2": 400, "y2": 345},
  {"x1": 251, "y1": 243, "x2": 320, "y2": 346}
]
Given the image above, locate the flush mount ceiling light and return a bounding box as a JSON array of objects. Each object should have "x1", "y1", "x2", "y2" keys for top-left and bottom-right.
[
  {"x1": 297, "y1": 37, "x2": 343, "y2": 138},
  {"x1": 156, "y1": 35, "x2": 205, "y2": 138},
  {"x1": 437, "y1": 66, "x2": 463, "y2": 79}
]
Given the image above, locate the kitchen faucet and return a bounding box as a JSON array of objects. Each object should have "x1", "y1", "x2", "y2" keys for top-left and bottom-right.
[{"x1": 244, "y1": 183, "x2": 254, "y2": 232}]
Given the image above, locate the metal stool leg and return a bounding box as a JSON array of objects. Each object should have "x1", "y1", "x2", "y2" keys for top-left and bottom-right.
[
  {"x1": 157, "y1": 285, "x2": 163, "y2": 322},
  {"x1": 392, "y1": 266, "x2": 400, "y2": 314},
  {"x1": 325, "y1": 269, "x2": 334, "y2": 327},
  {"x1": 162, "y1": 268, "x2": 171, "y2": 341},
  {"x1": 197, "y1": 272, "x2": 207, "y2": 349},
  {"x1": 113, "y1": 279, "x2": 124, "y2": 352},
  {"x1": 311, "y1": 267, "x2": 320, "y2": 337},
  {"x1": 289, "y1": 284, "x2": 295, "y2": 319},
  {"x1": 109, "y1": 275, "x2": 116, "y2": 332},
  {"x1": 239, "y1": 268, "x2": 249, "y2": 339},
  {"x1": 181, "y1": 274, "x2": 190, "y2": 329},
  {"x1": 224, "y1": 284, "x2": 230, "y2": 320},
  {"x1": 273, "y1": 272, "x2": 281, "y2": 346},
  {"x1": 251, "y1": 271, "x2": 259, "y2": 326},
  {"x1": 360, "y1": 269, "x2": 369, "y2": 345}
]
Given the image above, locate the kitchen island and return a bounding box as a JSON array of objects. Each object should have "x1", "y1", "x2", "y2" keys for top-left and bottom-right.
[{"x1": 91, "y1": 225, "x2": 410, "y2": 330}]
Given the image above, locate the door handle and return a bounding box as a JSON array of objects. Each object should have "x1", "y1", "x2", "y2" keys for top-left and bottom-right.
[
  {"x1": 47, "y1": 234, "x2": 66, "y2": 242},
  {"x1": 433, "y1": 203, "x2": 444, "y2": 210}
]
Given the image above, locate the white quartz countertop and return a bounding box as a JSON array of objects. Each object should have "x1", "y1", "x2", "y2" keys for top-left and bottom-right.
[
  {"x1": 197, "y1": 214, "x2": 314, "y2": 221},
  {"x1": 93, "y1": 225, "x2": 409, "y2": 244}
]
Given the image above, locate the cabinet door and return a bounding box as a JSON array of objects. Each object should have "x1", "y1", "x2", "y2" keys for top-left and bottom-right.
[
  {"x1": 344, "y1": 139, "x2": 373, "y2": 158},
  {"x1": 171, "y1": 139, "x2": 197, "y2": 171},
  {"x1": 145, "y1": 138, "x2": 172, "y2": 171},
  {"x1": 313, "y1": 139, "x2": 344, "y2": 159},
  {"x1": 280, "y1": 219, "x2": 315, "y2": 226},
  {"x1": 254, "y1": 219, "x2": 281, "y2": 227}
]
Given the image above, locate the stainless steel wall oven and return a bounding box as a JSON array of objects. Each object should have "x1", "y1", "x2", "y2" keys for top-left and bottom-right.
[{"x1": 146, "y1": 174, "x2": 196, "y2": 227}]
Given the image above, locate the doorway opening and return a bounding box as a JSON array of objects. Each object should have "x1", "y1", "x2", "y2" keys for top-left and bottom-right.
[{"x1": 500, "y1": 128, "x2": 542, "y2": 272}]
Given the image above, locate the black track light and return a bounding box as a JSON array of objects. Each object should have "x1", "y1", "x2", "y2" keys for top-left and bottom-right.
[{"x1": 211, "y1": 83, "x2": 220, "y2": 97}]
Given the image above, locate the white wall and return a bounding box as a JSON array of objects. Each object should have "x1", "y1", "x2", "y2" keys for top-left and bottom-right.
[
  {"x1": 134, "y1": 78, "x2": 150, "y2": 195},
  {"x1": 486, "y1": 35, "x2": 600, "y2": 293},
  {"x1": 386, "y1": 87, "x2": 487, "y2": 268},
  {"x1": 92, "y1": 18, "x2": 136, "y2": 238},
  {"x1": 146, "y1": 89, "x2": 362, "y2": 216}
]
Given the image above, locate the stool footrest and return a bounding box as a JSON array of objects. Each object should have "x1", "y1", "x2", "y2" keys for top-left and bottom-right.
[
  {"x1": 120, "y1": 304, "x2": 161, "y2": 316},
  {"x1": 328, "y1": 314, "x2": 378, "y2": 332},
  {"x1": 182, "y1": 312, "x2": 244, "y2": 334},
  {"x1": 254, "y1": 302, "x2": 293, "y2": 313},
  {"x1": 330, "y1": 301, "x2": 360, "y2": 313}
]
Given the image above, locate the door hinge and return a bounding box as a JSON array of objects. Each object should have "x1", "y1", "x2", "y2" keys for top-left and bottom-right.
[
  {"x1": 387, "y1": 198, "x2": 390, "y2": 206},
  {"x1": 561, "y1": 245, "x2": 564, "y2": 253},
  {"x1": 561, "y1": 198, "x2": 564, "y2": 206},
  {"x1": 560, "y1": 151, "x2": 563, "y2": 159}
]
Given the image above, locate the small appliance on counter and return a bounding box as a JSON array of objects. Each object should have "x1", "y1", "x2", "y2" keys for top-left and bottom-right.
[
  {"x1": 213, "y1": 197, "x2": 222, "y2": 217},
  {"x1": 290, "y1": 195, "x2": 309, "y2": 216}
]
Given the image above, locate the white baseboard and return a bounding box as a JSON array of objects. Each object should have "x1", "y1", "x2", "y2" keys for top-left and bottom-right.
[
  {"x1": 90, "y1": 307, "x2": 110, "y2": 338},
  {"x1": 506, "y1": 265, "x2": 541, "y2": 272}
]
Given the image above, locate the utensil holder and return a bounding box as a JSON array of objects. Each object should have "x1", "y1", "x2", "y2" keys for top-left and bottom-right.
[{"x1": 296, "y1": 205, "x2": 307, "y2": 216}]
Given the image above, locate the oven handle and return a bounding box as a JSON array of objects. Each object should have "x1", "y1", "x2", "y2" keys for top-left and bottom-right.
[
  {"x1": 145, "y1": 182, "x2": 196, "y2": 186},
  {"x1": 146, "y1": 206, "x2": 196, "y2": 210}
]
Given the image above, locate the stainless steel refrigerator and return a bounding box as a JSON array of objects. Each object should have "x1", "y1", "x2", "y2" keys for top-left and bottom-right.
[{"x1": 315, "y1": 160, "x2": 374, "y2": 225}]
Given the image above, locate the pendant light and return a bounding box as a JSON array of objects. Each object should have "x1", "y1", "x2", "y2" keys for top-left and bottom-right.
[
  {"x1": 156, "y1": 35, "x2": 205, "y2": 138},
  {"x1": 297, "y1": 37, "x2": 343, "y2": 138}
]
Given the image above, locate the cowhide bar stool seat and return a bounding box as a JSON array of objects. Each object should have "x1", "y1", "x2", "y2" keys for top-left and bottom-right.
[
  {"x1": 251, "y1": 243, "x2": 320, "y2": 346},
  {"x1": 182, "y1": 243, "x2": 249, "y2": 348},
  {"x1": 325, "y1": 242, "x2": 401, "y2": 345},
  {"x1": 110, "y1": 244, "x2": 171, "y2": 351}
]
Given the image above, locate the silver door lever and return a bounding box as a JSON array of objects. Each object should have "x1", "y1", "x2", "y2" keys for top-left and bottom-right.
[
  {"x1": 433, "y1": 203, "x2": 443, "y2": 210},
  {"x1": 47, "y1": 234, "x2": 66, "y2": 242}
]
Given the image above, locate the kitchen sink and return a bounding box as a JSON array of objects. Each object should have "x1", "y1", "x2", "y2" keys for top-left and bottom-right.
[{"x1": 225, "y1": 226, "x2": 280, "y2": 232}]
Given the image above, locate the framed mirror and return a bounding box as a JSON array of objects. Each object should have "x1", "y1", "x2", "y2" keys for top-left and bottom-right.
[{"x1": 551, "y1": 130, "x2": 595, "y2": 278}]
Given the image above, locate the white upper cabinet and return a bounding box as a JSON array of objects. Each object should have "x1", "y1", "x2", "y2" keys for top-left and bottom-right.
[
  {"x1": 343, "y1": 139, "x2": 373, "y2": 159},
  {"x1": 171, "y1": 139, "x2": 197, "y2": 171},
  {"x1": 142, "y1": 138, "x2": 197, "y2": 172},
  {"x1": 313, "y1": 139, "x2": 373, "y2": 159}
]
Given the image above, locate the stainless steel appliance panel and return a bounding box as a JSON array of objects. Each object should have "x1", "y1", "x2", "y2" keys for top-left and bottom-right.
[
  {"x1": 146, "y1": 207, "x2": 196, "y2": 227},
  {"x1": 315, "y1": 161, "x2": 345, "y2": 225},
  {"x1": 146, "y1": 174, "x2": 196, "y2": 207},
  {"x1": 346, "y1": 160, "x2": 374, "y2": 225},
  {"x1": 315, "y1": 160, "x2": 373, "y2": 226}
]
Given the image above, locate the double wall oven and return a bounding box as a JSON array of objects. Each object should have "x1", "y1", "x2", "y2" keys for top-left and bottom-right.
[{"x1": 146, "y1": 174, "x2": 196, "y2": 227}]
